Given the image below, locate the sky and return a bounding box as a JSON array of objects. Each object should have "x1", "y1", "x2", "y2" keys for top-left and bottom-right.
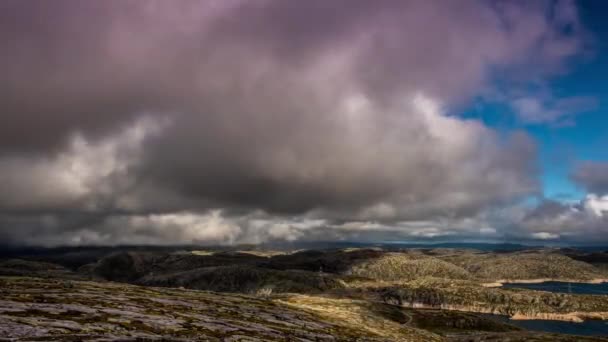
[{"x1": 0, "y1": 0, "x2": 607, "y2": 246}]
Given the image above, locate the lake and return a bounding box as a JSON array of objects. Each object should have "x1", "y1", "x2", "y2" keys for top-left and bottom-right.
[
  {"x1": 485, "y1": 314, "x2": 608, "y2": 336},
  {"x1": 502, "y1": 281, "x2": 608, "y2": 295},
  {"x1": 490, "y1": 281, "x2": 608, "y2": 336}
]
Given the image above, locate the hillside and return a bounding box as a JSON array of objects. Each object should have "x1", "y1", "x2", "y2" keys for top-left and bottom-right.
[
  {"x1": 262, "y1": 248, "x2": 384, "y2": 273},
  {"x1": 439, "y1": 251, "x2": 608, "y2": 281},
  {"x1": 137, "y1": 265, "x2": 348, "y2": 294},
  {"x1": 0, "y1": 258, "x2": 81, "y2": 279},
  {"x1": 345, "y1": 252, "x2": 472, "y2": 281},
  {"x1": 359, "y1": 277, "x2": 608, "y2": 323},
  {"x1": 81, "y1": 251, "x2": 266, "y2": 282}
]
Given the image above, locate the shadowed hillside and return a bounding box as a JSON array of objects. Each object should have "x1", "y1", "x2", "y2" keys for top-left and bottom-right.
[
  {"x1": 137, "y1": 265, "x2": 348, "y2": 294},
  {"x1": 81, "y1": 251, "x2": 266, "y2": 282}
]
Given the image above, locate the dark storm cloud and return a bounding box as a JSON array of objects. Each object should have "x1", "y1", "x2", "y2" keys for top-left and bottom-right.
[
  {"x1": 0, "y1": 0, "x2": 584, "y2": 152},
  {"x1": 0, "y1": 0, "x2": 594, "y2": 245},
  {"x1": 0, "y1": 1, "x2": 148, "y2": 152}
]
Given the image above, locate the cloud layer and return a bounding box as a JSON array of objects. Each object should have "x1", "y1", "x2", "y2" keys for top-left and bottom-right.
[{"x1": 0, "y1": 0, "x2": 603, "y2": 245}]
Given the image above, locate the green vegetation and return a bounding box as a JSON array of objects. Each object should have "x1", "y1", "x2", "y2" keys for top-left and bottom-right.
[
  {"x1": 376, "y1": 279, "x2": 608, "y2": 318},
  {"x1": 439, "y1": 250, "x2": 607, "y2": 281},
  {"x1": 346, "y1": 252, "x2": 472, "y2": 281}
]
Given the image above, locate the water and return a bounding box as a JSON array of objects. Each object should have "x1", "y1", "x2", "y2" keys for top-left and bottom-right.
[
  {"x1": 491, "y1": 281, "x2": 608, "y2": 336},
  {"x1": 485, "y1": 314, "x2": 608, "y2": 336},
  {"x1": 502, "y1": 281, "x2": 608, "y2": 295}
]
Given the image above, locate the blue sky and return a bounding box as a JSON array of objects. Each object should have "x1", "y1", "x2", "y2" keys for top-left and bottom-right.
[
  {"x1": 464, "y1": 1, "x2": 608, "y2": 202},
  {"x1": 541, "y1": 1, "x2": 608, "y2": 199}
]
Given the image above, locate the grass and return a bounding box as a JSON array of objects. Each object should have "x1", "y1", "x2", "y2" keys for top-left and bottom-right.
[{"x1": 277, "y1": 294, "x2": 442, "y2": 342}]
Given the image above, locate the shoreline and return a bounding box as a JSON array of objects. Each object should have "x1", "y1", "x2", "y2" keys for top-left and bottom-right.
[
  {"x1": 510, "y1": 311, "x2": 608, "y2": 323},
  {"x1": 400, "y1": 302, "x2": 608, "y2": 322},
  {"x1": 481, "y1": 278, "x2": 608, "y2": 288}
]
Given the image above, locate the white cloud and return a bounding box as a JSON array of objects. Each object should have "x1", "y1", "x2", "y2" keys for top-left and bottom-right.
[
  {"x1": 125, "y1": 211, "x2": 242, "y2": 245},
  {"x1": 532, "y1": 232, "x2": 560, "y2": 240},
  {"x1": 584, "y1": 194, "x2": 608, "y2": 217},
  {"x1": 0, "y1": 117, "x2": 166, "y2": 211},
  {"x1": 510, "y1": 95, "x2": 597, "y2": 124}
]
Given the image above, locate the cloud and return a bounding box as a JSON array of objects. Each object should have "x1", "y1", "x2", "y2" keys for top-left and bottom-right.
[
  {"x1": 510, "y1": 196, "x2": 608, "y2": 243},
  {"x1": 531, "y1": 232, "x2": 560, "y2": 240},
  {"x1": 510, "y1": 95, "x2": 598, "y2": 124},
  {"x1": 140, "y1": 93, "x2": 539, "y2": 218},
  {"x1": 584, "y1": 194, "x2": 608, "y2": 217},
  {"x1": 0, "y1": 210, "x2": 242, "y2": 246},
  {"x1": 0, "y1": 0, "x2": 585, "y2": 152},
  {"x1": 0, "y1": 0, "x2": 595, "y2": 245},
  {"x1": 0, "y1": 117, "x2": 166, "y2": 213},
  {"x1": 571, "y1": 161, "x2": 608, "y2": 194}
]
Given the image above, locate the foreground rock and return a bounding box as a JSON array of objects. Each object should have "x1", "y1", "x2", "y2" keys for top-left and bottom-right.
[
  {"x1": 1, "y1": 276, "x2": 606, "y2": 341},
  {"x1": 0, "y1": 276, "x2": 433, "y2": 341}
]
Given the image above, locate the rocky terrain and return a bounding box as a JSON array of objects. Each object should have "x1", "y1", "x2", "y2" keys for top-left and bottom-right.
[
  {"x1": 0, "y1": 276, "x2": 407, "y2": 341},
  {"x1": 3, "y1": 276, "x2": 606, "y2": 341},
  {"x1": 1, "y1": 245, "x2": 608, "y2": 340}
]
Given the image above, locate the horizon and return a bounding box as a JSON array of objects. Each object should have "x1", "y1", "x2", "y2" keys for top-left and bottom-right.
[
  {"x1": 3, "y1": 240, "x2": 608, "y2": 251},
  {"x1": 1, "y1": 0, "x2": 607, "y2": 246}
]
